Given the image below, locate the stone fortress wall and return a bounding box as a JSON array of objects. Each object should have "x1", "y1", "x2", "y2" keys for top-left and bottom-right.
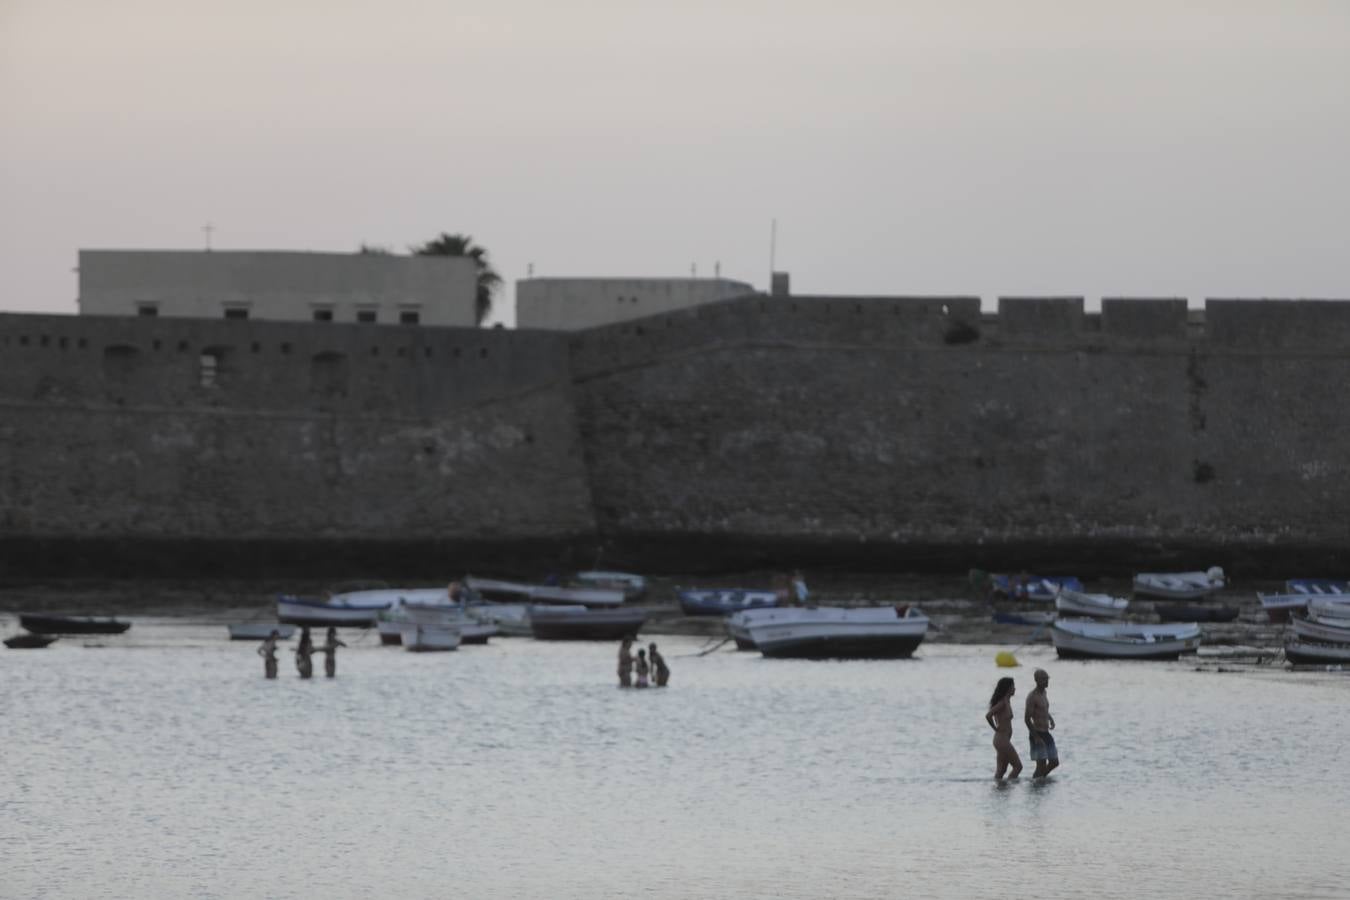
[{"x1": 2, "y1": 296, "x2": 1348, "y2": 575}]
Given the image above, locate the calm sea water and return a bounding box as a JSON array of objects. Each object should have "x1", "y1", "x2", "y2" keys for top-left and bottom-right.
[{"x1": 2, "y1": 617, "x2": 1347, "y2": 900}]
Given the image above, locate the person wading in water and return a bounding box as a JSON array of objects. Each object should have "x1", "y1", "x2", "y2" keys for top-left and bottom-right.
[
  {"x1": 317, "y1": 627, "x2": 347, "y2": 678},
  {"x1": 1024, "y1": 668, "x2": 1059, "y2": 779},
  {"x1": 649, "y1": 642, "x2": 670, "y2": 687},
  {"x1": 984, "y1": 676, "x2": 1022, "y2": 780},
  {"x1": 617, "y1": 637, "x2": 635, "y2": 688},
  {"x1": 295, "y1": 626, "x2": 315, "y2": 679},
  {"x1": 258, "y1": 630, "x2": 280, "y2": 679}
]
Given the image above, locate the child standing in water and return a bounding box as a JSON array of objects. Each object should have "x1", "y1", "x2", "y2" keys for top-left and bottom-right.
[
  {"x1": 257, "y1": 630, "x2": 280, "y2": 679},
  {"x1": 648, "y1": 642, "x2": 670, "y2": 687},
  {"x1": 985, "y1": 677, "x2": 1022, "y2": 781},
  {"x1": 634, "y1": 648, "x2": 650, "y2": 688},
  {"x1": 317, "y1": 627, "x2": 347, "y2": 678}
]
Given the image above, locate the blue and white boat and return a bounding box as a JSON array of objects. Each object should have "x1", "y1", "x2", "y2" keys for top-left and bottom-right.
[
  {"x1": 989, "y1": 574, "x2": 1082, "y2": 602},
  {"x1": 677, "y1": 588, "x2": 779, "y2": 617},
  {"x1": 276, "y1": 594, "x2": 390, "y2": 627}
]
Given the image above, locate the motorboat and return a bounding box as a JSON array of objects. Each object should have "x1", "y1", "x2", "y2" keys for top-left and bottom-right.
[
  {"x1": 740, "y1": 605, "x2": 930, "y2": 659},
  {"x1": 725, "y1": 609, "x2": 760, "y2": 650},
  {"x1": 677, "y1": 588, "x2": 779, "y2": 616},
  {"x1": 227, "y1": 623, "x2": 296, "y2": 641},
  {"x1": 1051, "y1": 619, "x2": 1201, "y2": 660},
  {"x1": 1288, "y1": 613, "x2": 1350, "y2": 645},
  {"x1": 1132, "y1": 568, "x2": 1225, "y2": 600},
  {"x1": 276, "y1": 594, "x2": 389, "y2": 626},
  {"x1": 464, "y1": 576, "x2": 626, "y2": 608},
  {"x1": 1054, "y1": 587, "x2": 1129, "y2": 618},
  {"x1": 402, "y1": 624, "x2": 461, "y2": 652},
  {"x1": 4, "y1": 633, "x2": 58, "y2": 649},
  {"x1": 19, "y1": 614, "x2": 131, "y2": 635},
  {"x1": 527, "y1": 606, "x2": 648, "y2": 640},
  {"x1": 1284, "y1": 639, "x2": 1350, "y2": 666}
]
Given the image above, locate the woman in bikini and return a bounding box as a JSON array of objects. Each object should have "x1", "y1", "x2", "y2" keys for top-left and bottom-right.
[{"x1": 984, "y1": 676, "x2": 1023, "y2": 781}]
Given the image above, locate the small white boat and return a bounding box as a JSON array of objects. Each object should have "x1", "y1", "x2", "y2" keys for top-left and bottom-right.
[
  {"x1": 402, "y1": 624, "x2": 461, "y2": 652},
  {"x1": 378, "y1": 597, "x2": 497, "y2": 645},
  {"x1": 572, "y1": 571, "x2": 647, "y2": 599},
  {"x1": 1054, "y1": 587, "x2": 1129, "y2": 618},
  {"x1": 1133, "y1": 568, "x2": 1225, "y2": 600},
  {"x1": 1289, "y1": 614, "x2": 1350, "y2": 645},
  {"x1": 227, "y1": 623, "x2": 296, "y2": 641},
  {"x1": 464, "y1": 576, "x2": 626, "y2": 608},
  {"x1": 1284, "y1": 639, "x2": 1350, "y2": 666},
  {"x1": 740, "y1": 605, "x2": 929, "y2": 659},
  {"x1": 1051, "y1": 619, "x2": 1201, "y2": 660},
  {"x1": 277, "y1": 594, "x2": 390, "y2": 626}
]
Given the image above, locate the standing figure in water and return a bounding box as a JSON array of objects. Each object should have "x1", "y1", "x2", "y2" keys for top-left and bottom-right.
[
  {"x1": 617, "y1": 637, "x2": 635, "y2": 687},
  {"x1": 634, "y1": 648, "x2": 651, "y2": 688},
  {"x1": 984, "y1": 676, "x2": 1022, "y2": 780},
  {"x1": 317, "y1": 626, "x2": 347, "y2": 678},
  {"x1": 295, "y1": 626, "x2": 314, "y2": 679},
  {"x1": 648, "y1": 642, "x2": 670, "y2": 687},
  {"x1": 258, "y1": 629, "x2": 280, "y2": 679},
  {"x1": 1024, "y1": 668, "x2": 1059, "y2": 779}
]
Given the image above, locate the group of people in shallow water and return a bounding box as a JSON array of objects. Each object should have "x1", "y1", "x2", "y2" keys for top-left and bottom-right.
[
  {"x1": 617, "y1": 637, "x2": 669, "y2": 688},
  {"x1": 984, "y1": 668, "x2": 1060, "y2": 781},
  {"x1": 257, "y1": 626, "x2": 346, "y2": 679}
]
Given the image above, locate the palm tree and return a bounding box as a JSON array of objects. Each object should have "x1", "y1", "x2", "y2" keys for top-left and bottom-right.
[{"x1": 411, "y1": 233, "x2": 501, "y2": 325}]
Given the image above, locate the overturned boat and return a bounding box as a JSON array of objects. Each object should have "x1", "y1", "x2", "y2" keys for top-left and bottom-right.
[
  {"x1": 740, "y1": 606, "x2": 929, "y2": 660},
  {"x1": 276, "y1": 594, "x2": 389, "y2": 627},
  {"x1": 1051, "y1": 619, "x2": 1201, "y2": 660},
  {"x1": 19, "y1": 614, "x2": 131, "y2": 635},
  {"x1": 464, "y1": 576, "x2": 626, "y2": 608},
  {"x1": 527, "y1": 606, "x2": 648, "y2": 640}
]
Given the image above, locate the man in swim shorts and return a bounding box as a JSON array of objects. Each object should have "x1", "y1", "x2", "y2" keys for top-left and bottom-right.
[{"x1": 1024, "y1": 668, "x2": 1059, "y2": 778}]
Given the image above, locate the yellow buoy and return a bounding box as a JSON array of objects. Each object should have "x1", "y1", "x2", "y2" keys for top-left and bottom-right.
[{"x1": 995, "y1": 651, "x2": 1020, "y2": 668}]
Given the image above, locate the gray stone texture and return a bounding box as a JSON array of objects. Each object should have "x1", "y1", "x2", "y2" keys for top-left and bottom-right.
[{"x1": 2, "y1": 295, "x2": 1348, "y2": 574}]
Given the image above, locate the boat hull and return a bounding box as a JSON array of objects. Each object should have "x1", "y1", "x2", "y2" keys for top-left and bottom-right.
[
  {"x1": 277, "y1": 596, "x2": 386, "y2": 627},
  {"x1": 1051, "y1": 621, "x2": 1201, "y2": 660},
  {"x1": 528, "y1": 609, "x2": 648, "y2": 641},
  {"x1": 465, "y1": 576, "x2": 625, "y2": 608},
  {"x1": 1285, "y1": 640, "x2": 1350, "y2": 665},
  {"x1": 20, "y1": 614, "x2": 130, "y2": 635},
  {"x1": 5, "y1": 633, "x2": 58, "y2": 648},
  {"x1": 1133, "y1": 571, "x2": 1224, "y2": 600},
  {"x1": 757, "y1": 631, "x2": 926, "y2": 659},
  {"x1": 402, "y1": 625, "x2": 461, "y2": 652},
  {"x1": 743, "y1": 607, "x2": 930, "y2": 660},
  {"x1": 1289, "y1": 615, "x2": 1350, "y2": 645}
]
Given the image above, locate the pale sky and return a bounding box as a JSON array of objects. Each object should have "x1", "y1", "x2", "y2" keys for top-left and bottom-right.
[{"x1": 3, "y1": 0, "x2": 1348, "y2": 324}]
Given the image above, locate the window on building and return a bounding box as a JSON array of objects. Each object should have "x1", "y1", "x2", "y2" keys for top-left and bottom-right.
[
  {"x1": 356, "y1": 310, "x2": 377, "y2": 323},
  {"x1": 137, "y1": 304, "x2": 159, "y2": 317},
  {"x1": 199, "y1": 353, "x2": 218, "y2": 388},
  {"x1": 313, "y1": 309, "x2": 334, "y2": 322},
  {"x1": 399, "y1": 310, "x2": 420, "y2": 325},
  {"x1": 224, "y1": 308, "x2": 249, "y2": 320}
]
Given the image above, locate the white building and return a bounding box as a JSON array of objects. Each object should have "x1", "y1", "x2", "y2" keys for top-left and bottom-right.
[
  {"x1": 515, "y1": 277, "x2": 757, "y2": 331},
  {"x1": 77, "y1": 250, "x2": 479, "y2": 326}
]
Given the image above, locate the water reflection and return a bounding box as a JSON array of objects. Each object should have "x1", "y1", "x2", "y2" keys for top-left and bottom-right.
[{"x1": 1, "y1": 622, "x2": 1347, "y2": 898}]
